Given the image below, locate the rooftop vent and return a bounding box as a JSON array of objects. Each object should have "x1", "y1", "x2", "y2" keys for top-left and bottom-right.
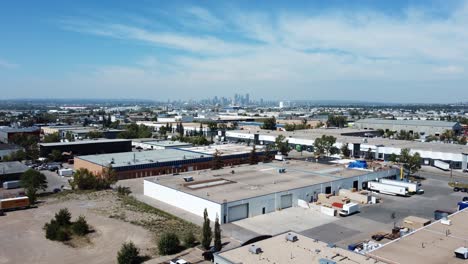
[
  {"x1": 286, "y1": 233, "x2": 298, "y2": 242},
  {"x1": 454, "y1": 247, "x2": 468, "y2": 259},
  {"x1": 183, "y1": 176, "x2": 194, "y2": 182},
  {"x1": 249, "y1": 244, "x2": 262, "y2": 254}
]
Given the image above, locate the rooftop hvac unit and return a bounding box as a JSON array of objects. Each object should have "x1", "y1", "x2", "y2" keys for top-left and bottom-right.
[
  {"x1": 249, "y1": 244, "x2": 262, "y2": 254},
  {"x1": 455, "y1": 247, "x2": 468, "y2": 259},
  {"x1": 285, "y1": 233, "x2": 298, "y2": 242},
  {"x1": 183, "y1": 176, "x2": 194, "y2": 182}
]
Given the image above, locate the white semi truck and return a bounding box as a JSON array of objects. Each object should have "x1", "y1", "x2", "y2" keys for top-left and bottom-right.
[
  {"x1": 368, "y1": 181, "x2": 408, "y2": 196},
  {"x1": 380, "y1": 179, "x2": 422, "y2": 194}
]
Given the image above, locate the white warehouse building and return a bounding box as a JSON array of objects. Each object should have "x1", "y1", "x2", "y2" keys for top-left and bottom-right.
[{"x1": 144, "y1": 160, "x2": 398, "y2": 223}]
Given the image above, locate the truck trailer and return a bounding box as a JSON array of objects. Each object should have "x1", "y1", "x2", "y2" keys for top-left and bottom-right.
[
  {"x1": 367, "y1": 181, "x2": 408, "y2": 196},
  {"x1": 2, "y1": 180, "x2": 21, "y2": 189},
  {"x1": 58, "y1": 168, "x2": 73, "y2": 177},
  {"x1": 434, "y1": 160, "x2": 450, "y2": 171},
  {"x1": 380, "y1": 179, "x2": 421, "y2": 194},
  {"x1": 339, "y1": 203, "x2": 360, "y2": 216},
  {"x1": 0, "y1": 196, "x2": 30, "y2": 211}
]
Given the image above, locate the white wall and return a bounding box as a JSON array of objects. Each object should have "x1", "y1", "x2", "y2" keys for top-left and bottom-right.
[{"x1": 144, "y1": 180, "x2": 222, "y2": 222}]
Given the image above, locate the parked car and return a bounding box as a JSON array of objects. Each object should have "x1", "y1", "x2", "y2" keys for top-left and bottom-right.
[
  {"x1": 169, "y1": 259, "x2": 190, "y2": 264},
  {"x1": 454, "y1": 187, "x2": 461, "y2": 192},
  {"x1": 463, "y1": 197, "x2": 468, "y2": 202},
  {"x1": 461, "y1": 188, "x2": 468, "y2": 193}
]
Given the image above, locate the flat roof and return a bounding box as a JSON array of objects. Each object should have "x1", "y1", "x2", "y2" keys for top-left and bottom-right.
[
  {"x1": 0, "y1": 127, "x2": 39, "y2": 133},
  {"x1": 368, "y1": 208, "x2": 468, "y2": 264},
  {"x1": 39, "y1": 139, "x2": 131, "y2": 147},
  {"x1": 355, "y1": 118, "x2": 459, "y2": 127},
  {"x1": 145, "y1": 160, "x2": 373, "y2": 203},
  {"x1": 184, "y1": 144, "x2": 264, "y2": 156},
  {"x1": 139, "y1": 140, "x2": 193, "y2": 147},
  {"x1": 0, "y1": 161, "x2": 29, "y2": 175},
  {"x1": 76, "y1": 148, "x2": 208, "y2": 167},
  {"x1": 217, "y1": 232, "x2": 384, "y2": 264},
  {"x1": 230, "y1": 129, "x2": 468, "y2": 154}
]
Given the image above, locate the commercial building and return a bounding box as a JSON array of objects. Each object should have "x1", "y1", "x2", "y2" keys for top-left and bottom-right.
[
  {"x1": 0, "y1": 127, "x2": 40, "y2": 143},
  {"x1": 0, "y1": 161, "x2": 29, "y2": 184},
  {"x1": 214, "y1": 232, "x2": 385, "y2": 264},
  {"x1": 368, "y1": 208, "x2": 468, "y2": 264},
  {"x1": 144, "y1": 160, "x2": 398, "y2": 223},
  {"x1": 225, "y1": 129, "x2": 468, "y2": 171},
  {"x1": 39, "y1": 139, "x2": 132, "y2": 157},
  {"x1": 41, "y1": 125, "x2": 124, "y2": 140},
  {"x1": 75, "y1": 144, "x2": 273, "y2": 180},
  {"x1": 354, "y1": 119, "x2": 463, "y2": 136}
]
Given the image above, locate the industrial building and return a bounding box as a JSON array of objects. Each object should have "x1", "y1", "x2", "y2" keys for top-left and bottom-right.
[
  {"x1": 0, "y1": 127, "x2": 40, "y2": 143},
  {"x1": 225, "y1": 129, "x2": 468, "y2": 171},
  {"x1": 41, "y1": 125, "x2": 124, "y2": 140},
  {"x1": 131, "y1": 139, "x2": 192, "y2": 150},
  {"x1": 368, "y1": 208, "x2": 468, "y2": 264},
  {"x1": 0, "y1": 161, "x2": 29, "y2": 184},
  {"x1": 143, "y1": 160, "x2": 398, "y2": 223},
  {"x1": 0, "y1": 144, "x2": 22, "y2": 161},
  {"x1": 354, "y1": 119, "x2": 463, "y2": 136},
  {"x1": 214, "y1": 232, "x2": 385, "y2": 264},
  {"x1": 75, "y1": 144, "x2": 273, "y2": 180},
  {"x1": 39, "y1": 139, "x2": 132, "y2": 157}
]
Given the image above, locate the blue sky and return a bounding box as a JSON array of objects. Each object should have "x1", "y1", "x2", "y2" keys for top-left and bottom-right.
[{"x1": 1, "y1": 0, "x2": 467, "y2": 103}]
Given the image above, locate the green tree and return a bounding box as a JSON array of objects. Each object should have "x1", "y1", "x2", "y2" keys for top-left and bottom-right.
[
  {"x1": 213, "y1": 215, "x2": 222, "y2": 252},
  {"x1": 207, "y1": 122, "x2": 218, "y2": 141},
  {"x1": 399, "y1": 148, "x2": 421, "y2": 176},
  {"x1": 313, "y1": 135, "x2": 337, "y2": 158},
  {"x1": 263, "y1": 144, "x2": 274, "y2": 162},
  {"x1": 261, "y1": 117, "x2": 277, "y2": 130},
  {"x1": 340, "y1": 143, "x2": 351, "y2": 158},
  {"x1": 44, "y1": 220, "x2": 69, "y2": 241},
  {"x1": 212, "y1": 150, "x2": 224, "y2": 170},
  {"x1": 43, "y1": 132, "x2": 60, "y2": 143},
  {"x1": 87, "y1": 131, "x2": 104, "y2": 139},
  {"x1": 72, "y1": 215, "x2": 90, "y2": 236},
  {"x1": 158, "y1": 233, "x2": 181, "y2": 255},
  {"x1": 20, "y1": 169, "x2": 47, "y2": 204},
  {"x1": 201, "y1": 208, "x2": 212, "y2": 250},
  {"x1": 327, "y1": 115, "x2": 347, "y2": 128},
  {"x1": 49, "y1": 149, "x2": 62, "y2": 162},
  {"x1": 117, "y1": 241, "x2": 141, "y2": 264},
  {"x1": 55, "y1": 208, "x2": 72, "y2": 226},
  {"x1": 275, "y1": 135, "x2": 290, "y2": 155}
]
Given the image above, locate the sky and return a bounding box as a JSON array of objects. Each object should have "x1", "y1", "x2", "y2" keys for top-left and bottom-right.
[{"x1": 1, "y1": 0, "x2": 468, "y2": 103}]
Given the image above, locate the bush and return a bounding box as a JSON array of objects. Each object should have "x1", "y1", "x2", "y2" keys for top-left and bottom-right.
[
  {"x1": 55, "y1": 208, "x2": 72, "y2": 226},
  {"x1": 70, "y1": 168, "x2": 114, "y2": 190},
  {"x1": 183, "y1": 231, "x2": 197, "y2": 247},
  {"x1": 117, "y1": 241, "x2": 140, "y2": 264},
  {"x1": 117, "y1": 186, "x2": 132, "y2": 196},
  {"x1": 158, "y1": 232, "x2": 180, "y2": 255},
  {"x1": 44, "y1": 220, "x2": 70, "y2": 241},
  {"x1": 72, "y1": 215, "x2": 90, "y2": 236}
]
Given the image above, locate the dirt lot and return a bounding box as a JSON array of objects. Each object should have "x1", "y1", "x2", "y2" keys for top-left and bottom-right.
[{"x1": 0, "y1": 190, "x2": 202, "y2": 264}]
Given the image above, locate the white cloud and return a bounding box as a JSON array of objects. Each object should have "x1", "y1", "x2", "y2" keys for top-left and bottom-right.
[{"x1": 50, "y1": 3, "x2": 468, "y2": 101}]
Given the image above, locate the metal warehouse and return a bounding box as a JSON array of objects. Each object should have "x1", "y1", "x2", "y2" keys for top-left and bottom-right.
[
  {"x1": 75, "y1": 144, "x2": 272, "y2": 180},
  {"x1": 39, "y1": 139, "x2": 132, "y2": 157},
  {"x1": 144, "y1": 160, "x2": 398, "y2": 223}
]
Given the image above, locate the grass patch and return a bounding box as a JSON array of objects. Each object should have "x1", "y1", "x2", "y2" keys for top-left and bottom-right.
[{"x1": 119, "y1": 195, "x2": 201, "y2": 240}]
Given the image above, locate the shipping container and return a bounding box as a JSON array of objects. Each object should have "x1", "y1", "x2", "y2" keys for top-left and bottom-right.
[{"x1": 0, "y1": 197, "x2": 30, "y2": 210}]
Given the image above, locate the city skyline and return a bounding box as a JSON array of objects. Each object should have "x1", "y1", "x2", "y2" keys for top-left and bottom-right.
[{"x1": 1, "y1": 0, "x2": 468, "y2": 103}]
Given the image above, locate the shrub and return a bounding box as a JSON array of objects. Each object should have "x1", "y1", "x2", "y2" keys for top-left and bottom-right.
[
  {"x1": 117, "y1": 241, "x2": 140, "y2": 264},
  {"x1": 117, "y1": 186, "x2": 132, "y2": 196},
  {"x1": 72, "y1": 215, "x2": 90, "y2": 236},
  {"x1": 158, "y1": 232, "x2": 180, "y2": 255},
  {"x1": 55, "y1": 208, "x2": 72, "y2": 226},
  {"x1": 183, "y1": 231, "x2": 197, "y2": 247},
  {"x1": 44, "y1": 220, "x2": 70, "y2": 241}
]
